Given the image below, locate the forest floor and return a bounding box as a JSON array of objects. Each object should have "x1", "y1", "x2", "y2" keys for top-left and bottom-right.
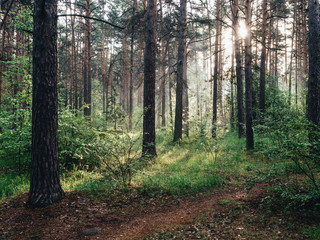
[
  {"x1": 0, "y1": 180, "x2": 318, "y2": 240},
  {"x1": 1, "y1": 132, "x2": 320, "y2": 239}
]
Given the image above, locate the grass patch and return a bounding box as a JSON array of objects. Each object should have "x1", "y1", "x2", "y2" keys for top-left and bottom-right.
[
  {"x1": 136, "y1": 132, "x2": 250, "y2": 196},
  {"x1": 0, "y1": 173, "x2": 29, "y2": 202},
  {"x1": 1, "y1": 130, "x2": 315, "y2": 205}
]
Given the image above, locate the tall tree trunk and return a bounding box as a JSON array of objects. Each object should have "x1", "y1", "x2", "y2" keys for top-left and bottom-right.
[
  {"x1": 307, "y1": 0, "x2": 320, "y2": 157},
  {"x1": 274, "y1": 17, "x2": 279, "y2": 87},
  {"x1": 233, "y1": 0, "x2": 244, "y2": 138},
  {"x1": 0, "y1": 25, "x2": 6, "y2": 112},
  {"x1": 136, "y1": 0, "x2": 144, "y2": 107},
  {"x1": 168, "y1": 37, "x2": 173, "y2": 129},
  {"x1": 160, "y1": 0, "x2": 166, "y2": 127},
  {"x1": 289, "y1": 3, "x2": 296, "y2": 106},
  {"x1": 192, "y1": 20, "x2": 200, "y2": 122},
  {"x1": 231, "y1": 32, "x2": 235, "y2": 130},
  {"x1": 71, "y1": 2, "x2": 78, "y2": 111},
  {"x1": 129, "y1": 2, "x2": 135, "y2": 131},
  {"x1": 64, "y1": 5, "x2": 69, "y2": 108},
  {"x1": 207, "y1": 0, "x2": 213, "y2": 105},
  {"x1": 182, "y1": 50, "x2": 189, "y2": 136},
  {"x1": 84, "y1": 0, "x2": 92, "y2": 118},
  {"x1": 102, "y1": 24, "x2": 106, "y2": 113},
  {"x1": 67, "y1": 3, "x2": 73, "y2": 110},
  {"x1": 295, "y1": 5, "x2": 298, "y2": 106},
  {"x1": 174, "y1": 0, "x2": 187, "y2": 142},
  {"x1": 245, "y1": 0, "x2": 254, "y2": 150},
  {"x1": 284, "y1": 19, "x2": 288, "y2": 86},
  {"x1": 121, "y1": 30, "x2": 129, "y2": 112},
  {"x1": 106, "y1": 56, "x2": 114, "y2": 121},
  {"x1": 28, "y1": 0, "x2": 64, "y2": 207},
  {"x1": 259, "y1": 0, "x2": 267, "y2": 119},
  {"x1": 142, "y1": 0, "x2": 157, "y2": 157},
  {"x1": 218, "y1": 28, "x2": 224, "y2": 118},
  {"x1": 302, "y1": 0, "x2": 308, "y2": 86},
  {"x1": 212, "y1": 0, "x2": 221, "y2": 138}
]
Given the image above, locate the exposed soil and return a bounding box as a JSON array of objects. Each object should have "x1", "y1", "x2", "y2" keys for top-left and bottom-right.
[{"x1": 0, "y1": 183, "x2": 315, "y2": 240}]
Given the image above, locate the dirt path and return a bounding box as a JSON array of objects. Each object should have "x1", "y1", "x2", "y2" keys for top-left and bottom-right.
[
  {"x1": 105, "y1": 186, "x2": 247, "y2": 240},
  {"x1": 0, "y1": 183, "x2": 308, "y2": 240}
]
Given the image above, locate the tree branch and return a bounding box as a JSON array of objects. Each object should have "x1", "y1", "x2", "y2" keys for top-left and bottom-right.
[{"x1": 58, "y1": 14, "x2": 125, "y2": 30}]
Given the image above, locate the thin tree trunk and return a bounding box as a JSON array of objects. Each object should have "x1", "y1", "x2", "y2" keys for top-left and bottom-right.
[
  {"x1": 173, "y1": 0, "x2": 187, "y2": 142},
  {"x1": 274, "y1": 18, "x2": 279, "y2": 87},
  {"x1": 121, "y1": 30, "x2": 128, "y2": 112},
  {"x1": 207, "y1": 0, "x2": 213, "y2": 105},
  {"x1": 0, "y1": 26, "x2": 6, "y2": 112},
  {"x1": 259, "y1": 0, "x2": 267, "y2": 119},
  {"x1": 71, "y1": 2, "x2": 78, "y2": 111},
  {"x1": 231, "y1": 32, "x2": 235, "y2": 130},
  {"x1": 212, "y1": 0, "x2": 220, "y2": 138},
  {"x1": 129, "y1": 2, "x2": 135, "y2": 131},
  {"x1": 65, "y1": 5, "x2": 69, "y2": 108},
  {"x1": 106, "y1": 56, "x2": 114, "y2": 121},
  {"x1": 84, "y1": 0, "x2": 92, "y2": 118},
  {"x1": 245, "y1": 0, "x2": 254, "y2": 150},
  {"x1": 160, "y1": 0, "x2": 166, "y2": 127},
  {"x1": 233, "y1": 0, "x2": 244, "y2": 138},
  {"x1": 295, "y1": 4, "x2": 298, "y2": 106},
  {"x1": 302, "y1": 0, "x2": 308, "y2": 85},
  {"x1": 168, "y1": 38, "x2": 173, "y2": 129},
  {"x1": 288, "y1": 4, "x2": 296, "y2": 106},
  {"x1": 102, "y1": 24, "x2": 106, "y2": 113},
  {"x1": 182, "y1": 50, "x2": 189, "y2": 136}
]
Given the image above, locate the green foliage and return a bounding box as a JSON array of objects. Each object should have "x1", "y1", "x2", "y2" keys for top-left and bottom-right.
[
  {"x1": 0, "y1": 109, "x2": 32, "y2": 172},
  {"x1": 59, "y1": 109, "x2": 144, "y2": 186},
  {"x1": 0, "y1": 173, "x2": 29, "y2": 202},
  {"x1": 252, "y1": 88, "x2": 320, "y2": 211},
  {"x1": 264, "y1": 179, "x2": 320, "y2": 214},
  {"x1": 306, "y1": 225, "x2": 320, "y2": 240},
  {"x1": 0, "y1": 55, "x2": 32, "y2": 172},
  {"x1": 13, "y1": 6, "x2": 33, "y2": 35}
]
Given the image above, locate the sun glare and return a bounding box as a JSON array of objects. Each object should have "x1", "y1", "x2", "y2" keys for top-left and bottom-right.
[{"x1": 239, "y1": 21, "x2": 248, "y2": 39}]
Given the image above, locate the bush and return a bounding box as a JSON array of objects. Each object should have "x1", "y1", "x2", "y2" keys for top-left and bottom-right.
[{"x1": 254, "y1": 87, "x2": 320, "y2": 211}]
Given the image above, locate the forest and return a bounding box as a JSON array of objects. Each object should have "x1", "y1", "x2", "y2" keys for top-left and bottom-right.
[{"x1": 0, "y1": 0, "x2": 320, "y2": 238}]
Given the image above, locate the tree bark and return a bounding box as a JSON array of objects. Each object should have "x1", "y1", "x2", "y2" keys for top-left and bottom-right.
[
  {"x1": 0, "y1": 25, "x2": 6, "y2": 112},
  {"x1": 231, "y1": 31, "x2": 235, "y2": 130},
  {"x1": 259, "y1": 0, "x2": 267, "y2": 118},
  {"x1": 233, "y1": 0, "x2": 244, "y2": 138},
  {"x1": 121, "y1": 30, "x2": 129, "y2": 112},
  {"x1": 28, "y1": 0, "x2": 64, "y2": 207},
  {"x1": 65, "y1": 5, "x2": 69, "y2": 108},
  {"x1": 160, "y1": 0, "x2": 166, "y2": 127},
  {"x1": 142, "y1": 0, "x2": 157, "y2": 157},
  {"x1": 245, "y1": 0, "x2": 254, "y2": 150},
  {"x1": 307, "y1": 0, "x2": 320, "y2": 157},
  {"x1": 71, "y1": 2, "x2": 78, "y2": 111},
  {"x1": 84, "y1": 0, "x2": 92, "y2": 119},
  {"x1": 212, "y1": 0, "x2": 221, "y2": 138},
  {"x1": 174, "y1": 0, "x2": 187, "y2": 142},
  {"x1": 129, "y1": 2, "x2": 135, "y2": 131}
]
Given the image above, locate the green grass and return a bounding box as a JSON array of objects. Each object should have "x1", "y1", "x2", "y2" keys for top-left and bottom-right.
[
  {"x1": 136, "y1": 131, "x2": 255, "y2": 195},
  {"x1": 0, "y1": 173, "x2": 29, "y2": 202},
  {"x1": 306, "y1": 225, "x2": 320, "y2": 240},
  {"x1": 136, "y1": 141, "x2": 224, "y2": 195},
  {"x1": 0, "y1": 129, "x2": 307, "y2": 204}
]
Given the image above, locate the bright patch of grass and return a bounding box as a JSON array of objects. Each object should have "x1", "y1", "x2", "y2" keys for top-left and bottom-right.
[
  {"x1": 0, "y1": 130, "x2": 304, "y2": 204},
  {"x1": 136, "y1": 136, "x2": 226, "y2": 195},
  {"x1": 0, "y1": 173, "x2": 29, "y2": 202}
]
